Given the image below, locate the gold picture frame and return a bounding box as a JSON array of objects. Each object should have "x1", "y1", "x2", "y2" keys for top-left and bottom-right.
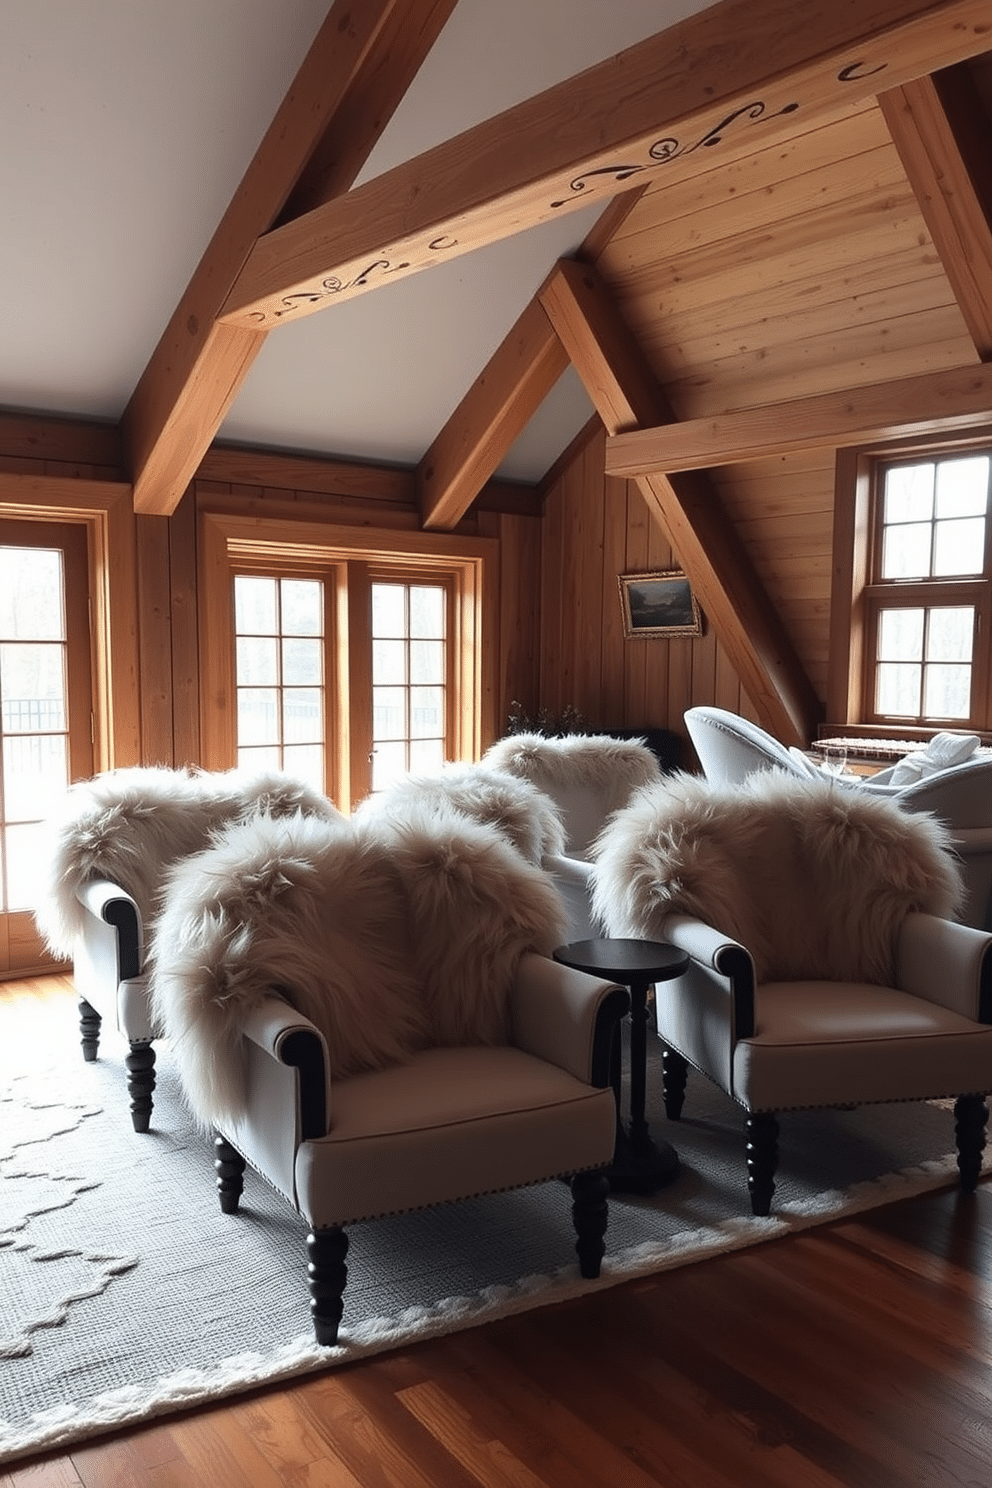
[{"x1": 618, "y1": 569, "x2": 703, "y2": 639}]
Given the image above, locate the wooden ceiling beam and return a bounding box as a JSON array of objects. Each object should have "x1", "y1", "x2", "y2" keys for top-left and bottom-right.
[
  {"x1": 539, "y1": 259, "x2": 820, "y2": 746},
  {"x1": 605, "y1": 363, "x2": 992, "y2": 476},
  {"x1": 418, "y1": 299, "x2": 569, "y2": 530},
  {"x1": 880, "y1": 64, "x2": 992, "y2": 360},
  {"x1": 218, "y1": 0, "x2": 992, "y2": 331},
  {"x1": 124, "y1": 0, "x2": 458, "y2": 517}
]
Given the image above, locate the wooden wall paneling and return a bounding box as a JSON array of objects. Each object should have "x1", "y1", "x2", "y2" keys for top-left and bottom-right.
[
  {"x1": 645, "y1": 508, "x2": 681, "y2": 730},
  {"x1": 648, "y1": 271, "x2": 959, "y2": 381},
  {"x1": 554, "y1": 455, "x2": 584, "y2": 721},
  {"x1": 538, "y1": 465, "x2": 566, "y2": 723},
  {"x1": 481, "y1": 510, "x2": 542, "y2": 738},
  {"x1": 604, "y1": 96, "x2": 888, "y2": 257},
  {"x1": 135, "y1": 515, "x2": 175, "y2": 766},
  {"x1": 571, "y1": 436, "x2": 608, "y2": 723},
  {"x1": 599, "y1": 472, "x2": 630, "y2": 727},
  {"x1": 621, "y1": 478, "x2": 652, "y2": 727},
  {"x1": 621, "y1": 187, "x2": 927, "y2": 344},
  {"x1": 196, "y1": 510, "x2": 237, "y2": 772},
  {"x1": 169, "y1": 487, "x2": 201, "y2": 766},
  {"x1": 0, "y1": 411, "x2": 123, "y2": 476},
  {"x1": 611, "y1": 138, "x2": 908, "y2": 277}
]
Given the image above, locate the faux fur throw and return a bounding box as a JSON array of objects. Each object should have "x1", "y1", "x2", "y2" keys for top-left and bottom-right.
[
  {"x1": 590, "y1": 769, "x2": 964, "y2": 987},
  {"x1": 352, "y1": 762, "x2": 567, "y2": 864},
  {"x1": 34, "y1": 765, "x2": 342, "y2": 958},
  {"x1": 148, "y1": 806, "x2": 568, "y2": 1128},
  {"x1": 482, "y1": 732, "x2": 660, "y2": 854}
]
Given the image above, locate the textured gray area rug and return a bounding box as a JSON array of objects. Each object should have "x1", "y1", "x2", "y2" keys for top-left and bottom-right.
[{"x1": 1, "y1": 1011, "x2": 982, "y2": 1466}]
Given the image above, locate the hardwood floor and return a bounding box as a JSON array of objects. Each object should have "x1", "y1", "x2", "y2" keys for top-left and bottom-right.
[{"x1": 4, "y1": 975, "x2": 992, "y2": 1487}]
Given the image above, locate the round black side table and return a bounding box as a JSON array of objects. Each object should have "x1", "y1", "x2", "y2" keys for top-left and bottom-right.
[{"x1": 553, "y1": 937, "x2": 690, "y2": 1194}]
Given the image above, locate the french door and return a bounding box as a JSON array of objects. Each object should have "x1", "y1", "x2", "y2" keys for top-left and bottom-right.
[{"x1": 0, "y1": 520, "x2": 93, "y2": 976}]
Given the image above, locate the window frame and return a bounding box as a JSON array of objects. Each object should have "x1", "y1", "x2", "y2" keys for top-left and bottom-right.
[
  {"x1": 199, "y1": 511, "x2": 497, "y2": 810},
  {"x1": 829, "y1": 432, "x2": 992, "y2": 740}
]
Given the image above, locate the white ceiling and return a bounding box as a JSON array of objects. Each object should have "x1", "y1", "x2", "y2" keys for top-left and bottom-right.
[{"x1": 1, "y1": 0, "x2": 716, "y2": 482}]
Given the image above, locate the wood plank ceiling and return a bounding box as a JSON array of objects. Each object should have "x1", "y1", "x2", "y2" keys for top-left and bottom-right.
[{"x1": 126, "y1": 0, "x2": 992, "y2": 745}]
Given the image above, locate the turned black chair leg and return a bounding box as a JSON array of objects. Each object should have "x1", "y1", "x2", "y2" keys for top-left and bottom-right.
[
  {"x1": 954, "y1": 1094, "x2": 988, "y2": 1192},
  {"x1": 745, "y1": 1110, "x2": 779, "y2": 1217},
  {"x1": 570, "y1": 1168, "x2": 610, "y2": 1279},
  {"x1": 662, "y1": 1047, "x2": 688, "y2": 1120},
  {"x1": 214, "y1": 1134, "x2": 246, "y2": 1214},
  {"x1": 126, "y1": 1041, "x2": 156, "y2": 1132},
  {"x1": 308, "y1": 1227, "x2": 349, "y2": 1346},
  {"x1": 79, "y1": 998, "x2": 101, "y2": 1062}
]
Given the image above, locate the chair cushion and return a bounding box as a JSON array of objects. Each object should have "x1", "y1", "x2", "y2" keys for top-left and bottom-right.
[
  {"x1": 294, "y1": 1045, "x2": 617, "y2": 1227},
  {"x1": 731, "y1": 980, "x2": 992, "y2": 1110}
]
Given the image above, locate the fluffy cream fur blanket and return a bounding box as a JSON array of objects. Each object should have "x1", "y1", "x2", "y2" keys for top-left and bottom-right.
[
  {"x1": 591, "y1": 769, "x2": 964, "y2": 986},
  {"x1": 34, "y1": 765, "x2": 342, "y2": 958},
  {"x1": 352, "y1": 762, "x2": 566, "y2": 863},
  {"x1": 483, "y1": 731, "x2": 659, "y2": 805},
  {"x1": 149, "y1": 806, "x2": 568, "y2": 1128}
]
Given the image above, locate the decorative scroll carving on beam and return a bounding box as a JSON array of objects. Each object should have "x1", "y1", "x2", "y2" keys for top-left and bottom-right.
[{"x1": 219, "y1": 0, "x2": 992, "y2": 330}]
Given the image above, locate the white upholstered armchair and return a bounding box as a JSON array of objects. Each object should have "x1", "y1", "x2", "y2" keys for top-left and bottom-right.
[
  {"x1": 34, "y1": 765, "x2": 341, "y2": 1130},
  {"x1": 147, "y1": 806, "x2": 627, "y2": 1345},
  {"x1": 590, "y1": 769, "x2": 992, "y2": 1215},
  {"x1": 482, "y1": 731, "x2": 661, "y2": 939}
]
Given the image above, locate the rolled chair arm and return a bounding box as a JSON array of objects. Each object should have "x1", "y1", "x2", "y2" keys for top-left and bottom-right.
[
  {"x1": 239, "y1": 995, "x2": 331, "y2": 1139},
  {"x1": 896, "y1": 912, "x2": 992, "y2": 1023},
  {"x1": 508, "y1": 951, "x2": 628, "y2": 1086},
  {"x1": 542, "y1": 852, "x2": 599, "y2": 940},
  {"x1": 76, "y1": 878, "x2": 142, "y2": 980},
  {"x1": 659, "y1": 913, "x2": 757, "y2": 1039}
]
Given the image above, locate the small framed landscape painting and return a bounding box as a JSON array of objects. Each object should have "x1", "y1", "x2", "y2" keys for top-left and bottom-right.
[{"x1": 618, "y1": 569, "x2": 703, "y2": 639}]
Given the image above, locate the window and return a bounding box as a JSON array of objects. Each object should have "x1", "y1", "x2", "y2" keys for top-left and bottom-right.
[
  {"x1": 370, "y1": 580, "x2": 449, "y2": 792},
  {"x1": 0, "y1": 520, "x2": 93, "y2": 976},
  {"x1": 863, "y1": 452, "x2": 992, "y2": 729},
  {"x1": 233, "y1": 574, "x2": 326, "y2": 793},
  {"x1": 200, "y1": 512, "x2": 495, "y2": 809}
]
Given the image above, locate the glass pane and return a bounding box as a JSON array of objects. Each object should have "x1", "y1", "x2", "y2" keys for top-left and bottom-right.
[
  {"x1": 883, "y1": 463, "x2": 934, "y2": 524},
  {"x1": 237, "y1": 744, "x2": 282, "y2": 773},
  {"x1": 5, "y1": 821, "x2": 48, "y2": 912},
  {"x1": 373, "y1": 639, "x2": 406, "y2": 685},
  {"x1": 281, "y1": 743, "x2": 324, "y2": 792},
  {"x1": 881, "y1": 522, "x2": 931, "y2": 579},
  {"x1": 283, "y1": 688, "x2": 322, "y2": 743},
  {"x1": 935, "y1": 455, "x2": 989, "y2": 518},
  {"x1": 236, "y1": 635, "x2": 278, "y2": 686},
  {"x1": 372, "y1": 740, "x2": 407, "y2": 793},
  {"x1": 409, "y1": 686, "x2": 444, "y2": 739},
  {"x1": 926, "y1": 607, "x2": 973, "y2": 663},
  {"x1": 3, "y1": 733, "x2": 68, "y2": 822},
  {"x1": 234, "y1": 575, "x2": 278, "y2": 633},
  {"x1": 409, "y1": 586, "x2": 445, "y2": 639},
  {"x1": 237, "y1": 688, "x2": 279, "y2": 745},
  {"x1": 280, "y1": 579, "x2": 322, "y2": 636},
  {"x1": 1, "y1": 643, "x2": 67, "y2": 731},
  {"x1": 410, "y1": 640, "x2": 445, "y2": 685},
  {"x1": 875, "y1": 661, "x2": 921, "y2": 717},
  {"x1": 923, "y1": 664, "x2": 971, "y2": 719},
  {"x1": 409, "y1": 738, "x2": 445, "y2": 774},
  {"x1": 933, "y1": 517, "x2": 985, "y2": 576},
  {"x1": 0, "y1": 548, "x2": 64, "y2": 640},
  {"x1": 877, "y1": 609, "x2": 923, "y2": 662},
  {"x1": 371, "y1": 584, "x2": 405, "y2": 638},
  {"x1": 373, "y1": 687, "x2": 407, "y2": 741},
  {"x1": 282, "y1": 637, "x2": 322, "y2": 687}
]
